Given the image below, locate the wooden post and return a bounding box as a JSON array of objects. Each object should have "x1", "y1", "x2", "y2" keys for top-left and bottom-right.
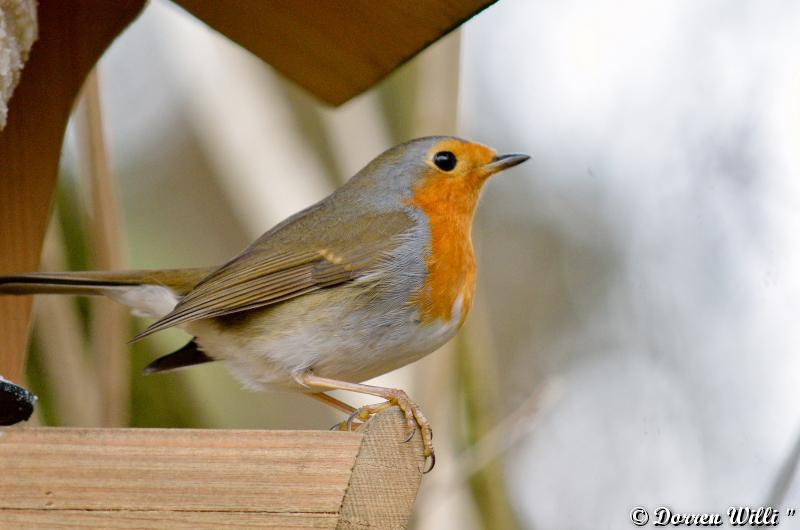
[
  {"x1": 0, "y1": 0, "x2": 145, "y2": 384},
  {"x1": 0, "y1": 409, "x2": 425, "y2": 529}
]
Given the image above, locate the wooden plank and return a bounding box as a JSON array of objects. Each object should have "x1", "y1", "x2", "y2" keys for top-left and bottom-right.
[
  {"x1": 0, "y1": 511, "x2": 337, "y2": 530},
  {"x1": 0, "y1": 0, "x2": 145, "y2": 383},
  {"x1": 0, "y1": 409, "x2": 426, "y2": 528},
  {"x1": 337, "y1": 409, "x2": 425, "y2": 530},
  {"x1": 172, "y1": 0, "x2": 496, "y2": 105},
  {"x1": 0, "y1": 428, "x2": 361, "y2": 515}
]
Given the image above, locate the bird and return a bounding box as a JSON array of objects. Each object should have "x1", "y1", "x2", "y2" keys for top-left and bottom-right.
[{"x1": 0, "y1": 136, "x2": 529, "y2": 470}]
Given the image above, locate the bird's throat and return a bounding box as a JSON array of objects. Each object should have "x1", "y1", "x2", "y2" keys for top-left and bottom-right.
[{"x1": 408, "y1": 172, "x2": 482, "y2": 326}]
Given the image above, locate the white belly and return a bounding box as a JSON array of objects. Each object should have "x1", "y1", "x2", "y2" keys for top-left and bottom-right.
[
  {"x1": 187, "y1": 290, "x2": 465, "y2": 392},
  {"x1": 111, "y1": 276, "x2": 467, "y2": 392}
]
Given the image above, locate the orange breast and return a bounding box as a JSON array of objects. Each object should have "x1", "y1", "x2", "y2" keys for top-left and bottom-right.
[{"x1": 408, "y1": 170, "x2": 481, "y2": 326}]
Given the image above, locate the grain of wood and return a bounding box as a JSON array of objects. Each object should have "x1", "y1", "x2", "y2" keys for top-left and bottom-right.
[
  {"x1": 0, "y1": 428, "x2": 361, "y2": 514},
  {"x1": 338, "y1": 409, "x2": 425, "y2": 530},
  {"x1": 0, "y1": 511, "x2": 338, "y2": 530},
  {"x1": 0, "y1": 410, "x2": 426, "y2": 528}
]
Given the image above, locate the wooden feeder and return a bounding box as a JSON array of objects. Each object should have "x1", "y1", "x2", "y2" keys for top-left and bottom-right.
[
  {"x1": 0, "y1": 409, "x2": 424, "y2": 529},
  {"x1": 0, "y1": 0, "x2": 496, "y2": 527}
]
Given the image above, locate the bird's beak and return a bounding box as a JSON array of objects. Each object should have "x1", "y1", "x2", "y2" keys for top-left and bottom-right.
[{"x1": 483, "y1": 153, "x2": 531, "y2": 174}]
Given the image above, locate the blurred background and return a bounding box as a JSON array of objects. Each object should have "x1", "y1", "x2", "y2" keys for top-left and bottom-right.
[{"x1": 24, "y1": 0, "x2": 800, "y2": 528}]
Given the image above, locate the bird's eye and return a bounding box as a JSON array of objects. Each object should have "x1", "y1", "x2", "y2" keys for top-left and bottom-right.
[{"x1": 433, "y1": 151, "x2": 457, "y2": 171}]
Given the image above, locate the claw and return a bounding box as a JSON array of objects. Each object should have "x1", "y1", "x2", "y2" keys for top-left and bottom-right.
[
  {"x1": 330, "y1": 420, "x2": 351, "y2": 431},
  {"x1": 422, "y1": 452, "x2": 436, "y2": 474},
  {"x1": 331, "y1": 418, "x2": 364, "y2": 431},
  {"x1": 346, "y1": 410, "x2": 359, "y2": 431},
  {"x1": 403, "y1": 426, "x2": 417, "y2": 443},
  {"x1": 330, "y1": 389, "x2": 435, "y2": 470}
]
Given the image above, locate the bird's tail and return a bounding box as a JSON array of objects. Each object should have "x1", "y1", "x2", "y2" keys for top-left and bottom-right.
[
  {"x1": 0, "y1": 268, "x2": 213, "y2": 319},
  {"x1": 0, "y1": 269, "x2": 212, "y2": 297}
]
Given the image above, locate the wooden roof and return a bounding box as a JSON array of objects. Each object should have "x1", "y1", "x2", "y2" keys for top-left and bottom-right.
[{"x1": 174, "y1": 0, "x2": 497, "y2": 105}]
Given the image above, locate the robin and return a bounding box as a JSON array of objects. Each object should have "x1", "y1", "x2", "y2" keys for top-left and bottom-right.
[{"x1": 0, "y1": 136, "x2": 528, "y2": 470}]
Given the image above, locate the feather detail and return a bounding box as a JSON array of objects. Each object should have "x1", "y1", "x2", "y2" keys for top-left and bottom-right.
[
  {"x1": 131, "y1": 209, "x2": 416, "y2": 341},
  {"x1": 0, "y1": 268, "x2": 211, "y2": 297},
  {"x1": 143, "y1": 339, "x2": 214, "y2": 374}
]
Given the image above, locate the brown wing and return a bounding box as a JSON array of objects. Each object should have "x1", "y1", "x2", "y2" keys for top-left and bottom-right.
[{"x1": 132, "y1": 208, "x2": 415, "y2": 340}]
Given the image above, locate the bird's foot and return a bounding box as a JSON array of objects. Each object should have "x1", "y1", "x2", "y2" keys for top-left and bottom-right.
[{"x1": 335, "y1": 389, "x2": 435, "y2": 472}]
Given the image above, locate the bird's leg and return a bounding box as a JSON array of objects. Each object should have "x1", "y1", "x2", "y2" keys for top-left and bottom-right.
[
  {"x1": 307, "y1": 392, "x2": 361, "y2": 430},
  {"x1": 297, "y1": 372, "x2": 434, "y2": 468},
  {"x1": 307, "y1": 391, "x2": 357, "y2": 414}
]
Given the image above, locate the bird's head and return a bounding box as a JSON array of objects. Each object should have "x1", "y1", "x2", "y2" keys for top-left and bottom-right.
[{"x1": 344, "y1": 136, "x2": 530, "y2": 212}]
